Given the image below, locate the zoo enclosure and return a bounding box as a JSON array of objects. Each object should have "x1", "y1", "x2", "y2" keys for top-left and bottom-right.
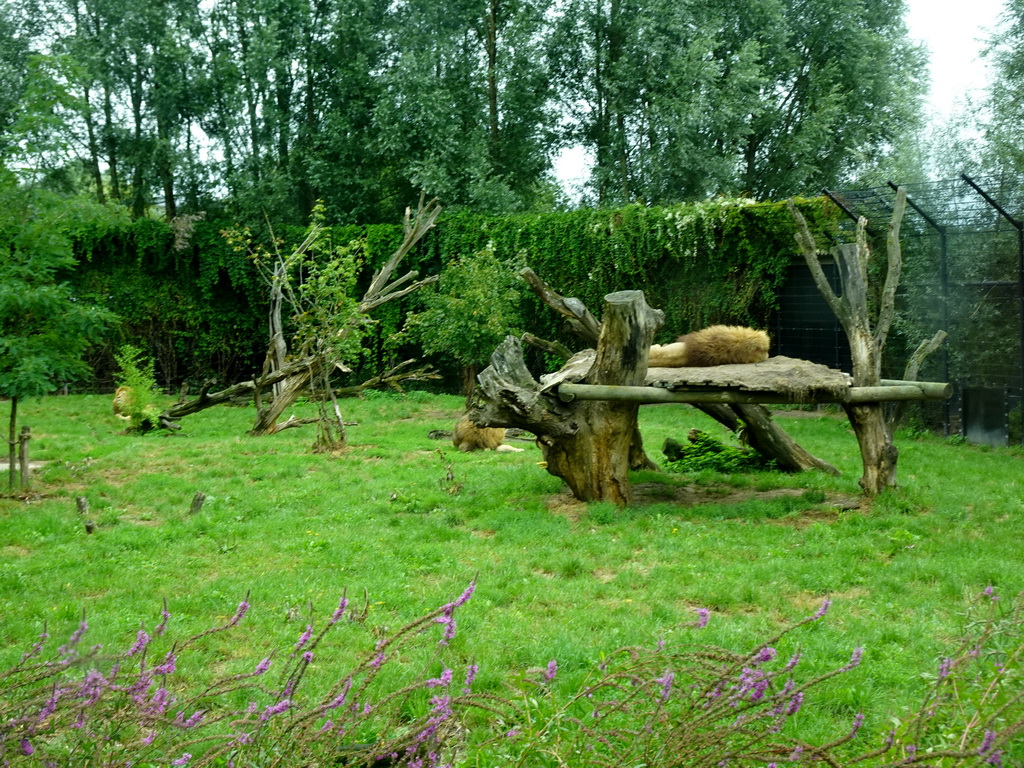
[{"x1": 772, "y1": 175, "x2": 1024, "y2": 445}]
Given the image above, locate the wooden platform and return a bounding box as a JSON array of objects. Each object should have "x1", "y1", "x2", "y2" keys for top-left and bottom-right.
[{"x1": 546, "y1": 354, "x2": 950, "y2": 406}]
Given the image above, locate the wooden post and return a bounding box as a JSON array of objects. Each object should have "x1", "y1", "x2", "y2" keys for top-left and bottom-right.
[
  {"x1": 189, "y1": 492, "x2": 207, "y2": 516},
  {"x1": 18, "y1": 426, "x2": 30, "y2": 490},
  {"x1": 7, "y1": 396, "x2": 17, "y2": 492},
  {"x1": 76, "y1": 496, "x2": 96, "y2": 534}
]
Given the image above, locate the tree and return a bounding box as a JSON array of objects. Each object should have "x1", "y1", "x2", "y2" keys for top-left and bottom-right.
[
  {"x1": 983, "y1": 0, "x2": 1024, "y2": 179},
  {"x1": 550, "y1": 0, "x2": 925, "y2": 206},
  {"x1": 407, "y1": 246, "x2": 524, "y2": 402},
  {"x1": 789, "y1": 187, "x2": 908, "y2": 495},
  {"x1": 0, "y1": 183, "x2": 117, "y2": 490}
]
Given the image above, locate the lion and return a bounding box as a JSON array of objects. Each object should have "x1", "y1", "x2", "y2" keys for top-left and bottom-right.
[{"x1": 648, "y1": 325, "x2": 770, "y2": 368}]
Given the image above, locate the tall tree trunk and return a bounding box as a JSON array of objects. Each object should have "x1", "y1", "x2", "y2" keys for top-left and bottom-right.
[
  {"x1": 157, "y1": 115, "x2": 177, "y2": 219},
  {"x1": 129, "y1": 57, "x2": 147, "y2": 219},
  {"x1": 83, "y1": 85, "x2": 106, "y2": 204},
  {"x1": 102, "y1": 83, "x2": 122, "y2": 202},
  {"x1": 485, "y1": 0, "x2": 500, "y2": 152}
]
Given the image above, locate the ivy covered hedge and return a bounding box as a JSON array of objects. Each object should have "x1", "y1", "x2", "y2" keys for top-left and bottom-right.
[{"x1": 68, "y1": 198, "x2": 841, "y2": 390}]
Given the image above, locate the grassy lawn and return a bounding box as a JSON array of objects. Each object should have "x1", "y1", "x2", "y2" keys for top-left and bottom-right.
[{"x1": 1, "y1": 392, "x2": 1022, "y2": 760}]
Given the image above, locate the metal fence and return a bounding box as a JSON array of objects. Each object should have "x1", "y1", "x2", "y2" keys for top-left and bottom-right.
[{"x1": 771, "y1": 175, "x2": 1024, "y2": 445}]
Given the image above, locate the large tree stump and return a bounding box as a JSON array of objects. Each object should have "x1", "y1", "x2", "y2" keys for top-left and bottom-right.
[{"x1": 472, "y1": 291, "x2": 663, "y2": 505}]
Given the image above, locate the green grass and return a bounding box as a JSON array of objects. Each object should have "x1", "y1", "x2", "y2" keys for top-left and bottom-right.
[{"x1": 2, "y1": 393, "x2": 1023, "y2": 750}]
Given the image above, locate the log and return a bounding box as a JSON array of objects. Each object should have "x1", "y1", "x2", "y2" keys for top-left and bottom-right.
[{"x1": 557, "y1": 382, "x2": 950, "y2": 404}]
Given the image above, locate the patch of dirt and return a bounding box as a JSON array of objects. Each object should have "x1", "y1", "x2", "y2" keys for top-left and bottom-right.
[{"x1": 546, "y1": 493, "x2": 588, "y2": 522}]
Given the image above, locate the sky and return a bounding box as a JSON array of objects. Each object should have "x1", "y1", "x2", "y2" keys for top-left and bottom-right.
[
  {"x1": 556, "y1": 0, "x2": 1009, "y2": 190},
  {"x1": 905, "y1": 0, "x2": 1005, "y2": 120}
]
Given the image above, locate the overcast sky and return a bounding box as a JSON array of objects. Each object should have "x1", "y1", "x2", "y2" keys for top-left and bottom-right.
[{"x1": 905, "y1": 0, "x2": 1005, "y2": 120}]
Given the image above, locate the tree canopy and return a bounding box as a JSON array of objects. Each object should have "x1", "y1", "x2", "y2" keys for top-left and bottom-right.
[{"x1": 4, "y1": 0, "x2": 925, "y2": 222}]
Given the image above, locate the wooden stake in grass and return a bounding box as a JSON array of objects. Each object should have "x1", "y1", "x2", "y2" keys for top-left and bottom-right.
[
  {"x1": 18, "y1": 426, "x2": 30, "y2": 490},
  {"x1": 75, "y1": 496, "x2": 96, "y2": 534},
  {"x1": 189, "y1": 492, "x2": 207, "y2": 516}
]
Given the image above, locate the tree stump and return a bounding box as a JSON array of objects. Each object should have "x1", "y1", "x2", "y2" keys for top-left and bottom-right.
[{"x1": 472, "y1": 291, "x2": 663, "y2": 505}]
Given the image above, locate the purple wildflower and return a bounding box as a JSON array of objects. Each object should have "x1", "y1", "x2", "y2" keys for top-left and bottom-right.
[
  {"x1": 370, "y1": 652, "x2": 386, "y2": 669},
  {"x1": 463, "y1": 663, "x2": 479, "y2": 693},
  {"x1": 229, "y1": 599, "x2": 249, "y2": 627},
  {"x1": 303, "y1": 651, "x2": 314, "y2": 664},
  {"x1": 754, "y1": 647, "x2": 777, "y2": 664},
  {"x1": 735, "y1": 667, "x2": 769, "y2": 702},
  {"x1": 153, "y1": 652, "x2": 176, "y2": 676},
  {"x1": 260, "y1": 700, "x2": 291, "y2": 721},
  {"x1": 171, "y1": 753, "x2": 192, "y2": 766},
  {"x1": 321, "y1": 720, "x2": 334, "y2": 732},
  {"x1": 849, "y1": 713, "x2": 864, "y2": 739},
  {"x1": 80, "y1": 669, "x2": 108, "y2": 705},
  {"x1": 984, "y1": 586, "x2": 998, "y2": 600},
  {"x1": 128, "y1": 626, "x2": 149, "y2": 659},
  {"x1": 232, "y1": 732, "x2": 252, "y2": 746},
  {"x1": 59, "y1": 619, "x2": 89, "y2": 656},
  {"x1": 784, "y1": 652, "x2": 802, "y2": 672},
  {"x1": 841, "y1": 647, "x2": 864, "y2": 672},
  {"x1": 293, "y1": 624, "x2": 313, "y2": 652},
  {"x1": 37, "y1": 688, "x2": 62, "y2": 722},
  {"x1": 253, "y1": 657, "x2": 272, "y2": 676},
  {"x1": 148, "y1": 687, "x2": 172, "y2": 716},
  {"x1": 986, "y1": 751, "x2": 1004, "y2": 766},
  {"x1": 979, "y1": 730, "x2": 997, "y2": 755},
  {"x1": 505, "y1": 729, "x2": 520, "y2": 739},
  {"x1": 789, "y1": 745, "x2": 804, "y2": 761},
  {"x1": 812, "y1": 598, "x2": 831, "y2": 621},
  {"x1": 155, "y1": 603, "x2": 170, "y2": 636},
  {"x1": 655, "y1": 670, "x2": 675, "y2": 702},
  {"x1": 453, "y1": 581, "x2": 476, "y2": 608},
  {"x1": 177, "y1": 709, "x2": 205, "y2": 728},
  {"x1": 544, "y1": 659, "x2": 558, "y2": 681},
  {"x1": 20, "y1": 629, "x2": 50, "y2": 664},
  {"x1": 142, "y1": 730, "x2": 157, "y2": 746},
  {"x1": 20, "y1": 739, "x2": 33, "y2": 756},
  {"x1": 426, "y1": 668, "x2": 453, "y2": 688},
  {"x1": 786, "y1": 692, "x2": 804, "y2": 716},
  {"x1": 694, "y1": 607, "x2": 710, "y2": 628},
  {"x1": 938, "y1": 657, "x2": 952, "y2": 681},
  {"x1": 331, "y1": 595, "x2": 349, "y2": 624}
]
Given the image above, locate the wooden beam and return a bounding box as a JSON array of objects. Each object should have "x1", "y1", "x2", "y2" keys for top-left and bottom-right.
[{"x1": 556, "y1": 381, "x2": 952, "y2": 405}]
